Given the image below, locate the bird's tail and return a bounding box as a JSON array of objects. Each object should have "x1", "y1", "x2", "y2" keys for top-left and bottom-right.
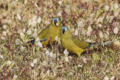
[
  {"x1": 11, "y1": 39, "x2": 46, "y2": 48},
  {"x1": 86, "y1": 41, "x2": 115, "y2": 49}
]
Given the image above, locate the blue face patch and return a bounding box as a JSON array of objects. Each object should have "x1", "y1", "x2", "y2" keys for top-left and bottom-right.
[
  {"x1": 61, "y1": 27, "x2": 68, "y2": 31},
  {"x1": 52, "y1": 18, "x2": 59, "y2": 21}
]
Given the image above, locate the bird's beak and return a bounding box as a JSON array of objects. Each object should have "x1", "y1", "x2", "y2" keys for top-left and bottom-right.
[
  {"x1": 54, "y1": 20, "x2": 58, "y2": 26},
  {"x1": 62, "y1": 29, "x2": 65, "y2": 34}
]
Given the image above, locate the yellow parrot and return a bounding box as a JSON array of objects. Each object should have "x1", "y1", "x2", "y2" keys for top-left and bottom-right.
[
  {"x1": 38, "y1": 17, "x2": 61, "y2": 46},
  {"x1": 12, "y1": 17, "x2": 61, "y2": 48},
  {"x1": 25, "y1": 17, "x2": 61, "y2": 46},
  {"x1": 60, "y1": 27, "x2": 85, "y2": 56},
  {"x1": 60, "y1": 27, "x2": 114, "y2": 56}
]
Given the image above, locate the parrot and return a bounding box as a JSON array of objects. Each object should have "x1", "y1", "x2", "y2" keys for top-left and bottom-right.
[
  {"x1": 37, "y1": 17, "x2": 61, "y2": 46},
  {"x1": 11, "y1": 17, "x2": 61, "y2": 48},
  {"x1": 60, "y1": 27, "x2": 114, "y2": 56}
]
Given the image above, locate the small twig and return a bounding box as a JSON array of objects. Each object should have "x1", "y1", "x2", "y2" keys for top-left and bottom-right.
[
  {"x1": 97, "y1": 11, "x2": 105, "y2": 19},
  {"x1": 86, "y1": 49, "x2": 89, "y2": 58}
]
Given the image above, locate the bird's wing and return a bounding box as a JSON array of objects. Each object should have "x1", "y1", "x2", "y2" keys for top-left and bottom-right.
[
  {"x1": 72, "y1": 37, "x2": 90, "y2": 49},
  {"x1": 38, "y1": 25, "x2": 50, "y2": 39}
]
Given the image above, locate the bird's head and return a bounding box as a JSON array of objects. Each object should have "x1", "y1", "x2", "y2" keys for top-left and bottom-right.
[
  {"x1": 61, "y1": 27, "x2": 68, "y2": 34},
  {"x1": 52, "y1": 18, "x2": 61, "y2": 27}
]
